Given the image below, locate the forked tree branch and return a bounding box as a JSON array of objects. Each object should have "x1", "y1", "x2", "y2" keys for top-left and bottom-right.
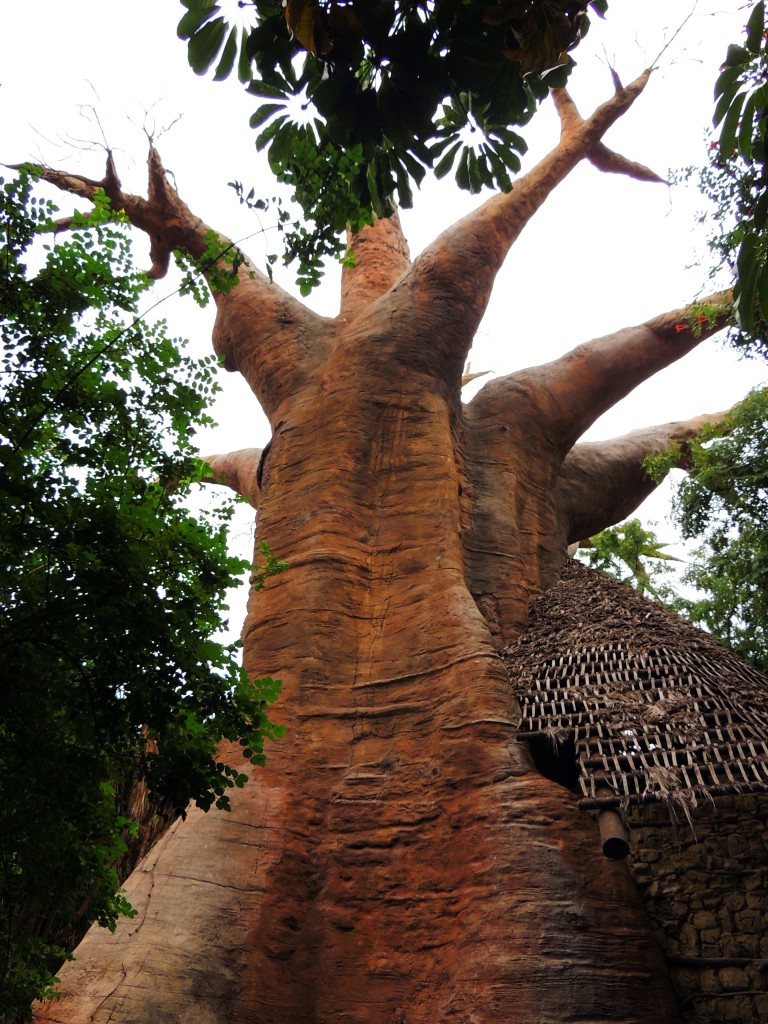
[
  {"x1": 15, "y1": 149, "x2": 216, "y2": 280},
  {"x1": 15, "y1": 149, "x2": 327, "y2": 419},
  {"x1": 471, "y1": 291, "x2": 733, "y2": 456},
  {"x1": 384, "y1": 68, "x2": 660, "y2": 371},
  {"x1": 554, "y1": 411, "x2": 730, "y2": 546}
]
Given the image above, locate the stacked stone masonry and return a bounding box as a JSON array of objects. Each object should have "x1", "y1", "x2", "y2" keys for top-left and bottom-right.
[{"x1": 626, "y1": 796, "x2": 768, "y2": 1023}]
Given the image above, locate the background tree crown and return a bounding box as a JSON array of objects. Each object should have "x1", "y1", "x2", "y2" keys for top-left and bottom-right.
[{"x1": 178, "y1": 0, "x2": 607, "y2": 289}]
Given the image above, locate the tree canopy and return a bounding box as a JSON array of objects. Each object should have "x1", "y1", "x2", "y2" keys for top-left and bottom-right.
[
  {"x1": 620, "y1": 1, "x2": 768, "y2": 670},
  {"x1": 581, "y1": 386, "x2": 768, "y2": 675},
  {"x1": 0, "y1": 172, "x2": 284, "y2": 1020},
  {"x1": 178, "y1": 0, "x2": 607, "y2": 289},
  {"x1": 668, "y1": 389, "x2": 768, "y2": 673}
]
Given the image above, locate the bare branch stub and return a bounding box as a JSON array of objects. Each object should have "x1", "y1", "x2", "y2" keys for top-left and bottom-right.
[
  {"x1": 340, "y1": 210, "x2": 411, "y2": 322},
  {"x1": 202, "y1": 449, "x2": 264, "y2": 508},
  {"x1": 550, "y1": 87, "x2": 584, "y2": 136}
]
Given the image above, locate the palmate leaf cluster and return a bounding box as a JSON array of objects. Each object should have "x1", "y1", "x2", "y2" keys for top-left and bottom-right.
[
  {"x1": 177, "y1": 0, "x2": 607, "y2": 289},
  {"x1": 0, "y1": 173, "x2": 283, "y2": 1020}
]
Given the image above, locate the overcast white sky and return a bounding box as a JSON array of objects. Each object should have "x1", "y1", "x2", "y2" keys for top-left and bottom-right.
[{"x1": 1, "y1": 0, "x2": 762, "y2": 618}]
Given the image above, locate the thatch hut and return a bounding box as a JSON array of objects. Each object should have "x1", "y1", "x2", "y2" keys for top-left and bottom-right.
[{"x1": 505, "y1": 560, "x2": 768, "y2": 1024}]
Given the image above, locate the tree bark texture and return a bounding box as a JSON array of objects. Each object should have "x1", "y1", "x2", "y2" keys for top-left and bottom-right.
[{"x1": 32, "y1": 74, "x2": 736, "y2": 1024}]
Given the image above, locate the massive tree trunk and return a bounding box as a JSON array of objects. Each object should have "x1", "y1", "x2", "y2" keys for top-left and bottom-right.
[{"x1": 32, "y1": 73, "x2": 734, "y2": 1023}]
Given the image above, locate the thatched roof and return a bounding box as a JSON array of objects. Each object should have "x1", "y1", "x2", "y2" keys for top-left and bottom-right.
[{"x1": 503, "y1": 560, "x2": 768, "y2": 813}]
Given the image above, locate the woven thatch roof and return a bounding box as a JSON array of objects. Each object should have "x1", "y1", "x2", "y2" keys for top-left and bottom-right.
[{"x1": 504, "y1": 560, "x2": 768, "y2": 814}]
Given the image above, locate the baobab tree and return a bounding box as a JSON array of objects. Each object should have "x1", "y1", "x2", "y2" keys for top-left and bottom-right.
[{"x1": 30, "y1": 66, "x2": 735, "y2": 1024}]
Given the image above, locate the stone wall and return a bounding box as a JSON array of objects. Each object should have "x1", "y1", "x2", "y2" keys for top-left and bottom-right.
[{"x1": 626, "y1": 796, "x2": 768, "y2": 1023}]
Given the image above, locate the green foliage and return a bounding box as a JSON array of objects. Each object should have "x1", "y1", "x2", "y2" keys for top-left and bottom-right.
[
  {"x1": 174, "y1": 229, "x2": 252, "y2": 306},
  {"x1": 671, "y1": 388, "x2": 768, "y2": 671},
  {"x1": 177, "y1": 0, "x2": 608, "y2": 287},
  {"x1": 0, "y1": 173, "x2": 284, "y2": 1020},
  {"x1": 706, "y1": 1, "x2": 768, "y2": 347},
  {"x1": 642, "y1": 441, "x2": 683, "y2": 485},
  {"x1": 575, "y1": 519, "x2": 680, "y2": 603}
]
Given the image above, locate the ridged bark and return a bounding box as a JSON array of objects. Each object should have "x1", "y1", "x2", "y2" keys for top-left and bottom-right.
[{"x1": 30, "y1": 73, "x2": 736, "y2": 1024}]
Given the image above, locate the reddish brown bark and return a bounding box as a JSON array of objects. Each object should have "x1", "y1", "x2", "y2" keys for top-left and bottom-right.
[{"x1": 31, "y1": 75, "x2": 736, "y2": 1024}]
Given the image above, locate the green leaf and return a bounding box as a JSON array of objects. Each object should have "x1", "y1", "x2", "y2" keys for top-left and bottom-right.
[
  {"x1": 238, "y1": 29, "x2": 252, "y2": 83},
  {"x1": 723, "y1": 43, "x2": 751, "y2": 67},
  {"x1": 746, "y1": 1, "x2": 765, "y2": 53},
  {"x1": 758, "y1": 254, "x2": 768, "y2": 324},
  {"x1": 433, "y1": 140, "x2": 462, "y2": 179},
  {"x1": 754, "y1": 190, "x2": 768, "y2": 231},
  {"x1": 188, "y1": 17, "x2": 227, "y2": 75},
  {"x1": 713, "y1": 71, "x2": 745, "y2": 128},
  {"x1": 249, "y1": 103, "x2": 284, "y2": 129},
  {"x1": 455, "y1": 146, "x2": 471, "y2": 192},
  {"x1": 486, "y1": 146, "x2": 512, "y2": 192},
  {"x1": 739, "y1": 91, "x2": 758, "y2": 161},
  {"x1": 714, "y1": 64, "x2": 743, "y2": 101},
  {"x1": 257, "y1": 115, "x2": 288, "y2": 152},
  {"x1": 466, "y1": 148, "x2": 483, "y2": 195},
  {"x1": 247, "y1": 81, "x2": 288, "y2": 99},
  {"x1": 214, "y1": 26, "x2": 238, "y2": 81},
  {"x1": 366, "y1": 159, "x2": 383, "y2": 215},
  {"x1": 429, "y1": 134, "x2": 458, "y2": 157},
  {"x1": 736, "y1": 229, "x2": 759, "y2": 330},
  {"x1": 177, "y1": 5, "x2": 217, "y2": 40},
  {"x1": 391, "y1": 153, "x2": 414, "y2": 209},
  {"x1": 476, "y1": 148, "x2": 495, "y2": 190},
  {"x1": 398, "y1": 148, "x2": 428, "y2": 185},
  {"x1": 718, "y1": 89, "x2": 747, "y2": 157},
  {"x1": 540, "y1": 64, "x2": 570, "y2": 90}
]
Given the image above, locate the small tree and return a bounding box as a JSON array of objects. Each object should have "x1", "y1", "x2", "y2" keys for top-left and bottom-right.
[
  {"x1": 575, "y1": 518, "x2": 680, "y2": 601},
  {"x1": 0, "y1": 172, "x2": 283, "y2": 1020}
]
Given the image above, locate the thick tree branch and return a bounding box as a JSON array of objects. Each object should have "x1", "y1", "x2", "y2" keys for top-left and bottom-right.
[
  {"x1": 14, "y1": 149, "x2": 327, "y2": 420},
  {"x1": 554, "y1": 411, "x2": 730, "y2": 546},
  {"x1": 383, "y1": 69, "x2": 659, "y2": 373},
  {"x1": 340, "y1": 210, "x2": 411, "y2": 322},
  {"x1": 202, "y1": 449, "x2": 263, "y2": 508},
  {"x1": 474, "y1": 291, "x2": 733, "y2": 458}
]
